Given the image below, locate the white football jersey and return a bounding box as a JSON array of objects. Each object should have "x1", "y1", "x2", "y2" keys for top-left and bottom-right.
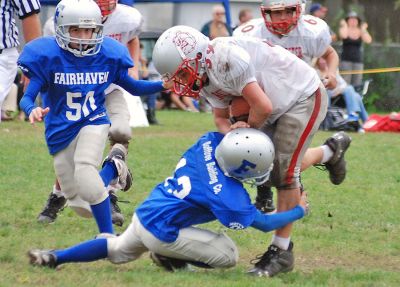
[
  {"x1": 233, "y1": 15, "x2": 331, "y2": 65},
  {"x1": 103, "y1": 4, "x2": 143, "y2": 45},
  {"x1": 43, "y1": 4, "x2": 143, "y2": 43},
  {"x1": 201, "y1": 37, "x2": 321, "y2": 124},
  {"x1": 103, "y1": 4, "x2": 143, "y2": 94}
]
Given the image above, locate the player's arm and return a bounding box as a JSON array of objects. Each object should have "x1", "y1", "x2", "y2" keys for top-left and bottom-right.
[
  {"x1": 320, "y1": 46, "x2": 339, "y2": 90},
  {"x1": 19, "y1": 78, "x2": 49, "y2": 124},
  {"x1": 115, "y1": 69, "x2": 167, "y2": 96},
  {"x1": 127, "y1": 37, "x2": 140, "y2": 79},
  {"x1": 214, "y1": 107, "x2": 249, "y2": 134},
  {"x1": 251, "y1": 192, "x2": 309, "y2": 232},
  {"x1": 20, "y1": 11, "x2": 42, "y2": 91},
  {"x1": 242, "y1": 82, "x2": 272, "y2": 129},
  {"x1": 21, "y1": 13, "x2": 42, "y2": 43}
]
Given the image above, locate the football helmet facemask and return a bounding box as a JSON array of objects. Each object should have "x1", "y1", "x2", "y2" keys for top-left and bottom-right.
[
  {"x1": 54, "y1": 0, "x2": 104, "y2": 57},
  {"x1": 94, "y1": 0, "x2": 117, "y2": 18},
  {"x1": 215, "y1": 128, "x2": 275, "y2": 186},
  {"x1": 261, "y1": 0, "x2": 302, "y2": 35},
  {"x1": 152, "y1": 25, "x2": 209, "y2": 98}
]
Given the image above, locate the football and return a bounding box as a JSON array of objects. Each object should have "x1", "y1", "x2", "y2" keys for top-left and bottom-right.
[{"x1": 230, "y1": 97, "x2": 250, "y2": 120}]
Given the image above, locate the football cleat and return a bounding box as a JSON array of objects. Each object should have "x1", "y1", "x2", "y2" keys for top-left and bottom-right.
[
  {"x1": 28, "y1": 249, "x2": 58, "y2": 268},
  {"x1": 248, "y1": 242, "x2": 294, "y2": 277},
  {"x1": 103, "y1": 144, "x2": 133, "y2": 191},
  {"x1": 323, "y1": 131, "x2": 352, "y2": 185},
  {"x1": 149, "y1": 252, "x2": 189, "y2": 272},
  {"x1": 109, "y1": 191, "x2": 124, "y2": 227},
  {"x1": 37, "y1": 192, "x2": 66, "y2": 223}
]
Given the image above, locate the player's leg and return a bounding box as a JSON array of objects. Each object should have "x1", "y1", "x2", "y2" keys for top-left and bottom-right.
[
  {"x1": 250, "y1": 86, "x2": 328, "y2": 277},
  {"x1": 254, "y1": 126, "x2": 276, "y2": 213},
  {"x1": 28, "y1": 217, "x2": 148, "y2": 268},
  {"x1": 0, "y1": 48, "x2": 18, "y2": 123},
  {"x1": 140, "y1": 217, "x2": 238, "y2": 271},
  {"x1": 73, "y1": 124, "x2": 114, "y2": 234},
  {"x1": 146, "y1": 93, "x2": 160, "y2": 124},
  {"x1": 105, "y1": 89, "x2": 133, "y2": 226}
]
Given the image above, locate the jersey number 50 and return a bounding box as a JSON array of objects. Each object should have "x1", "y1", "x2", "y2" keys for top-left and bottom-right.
[{"x1": 66, "y1": 91, "x2": 97, "y2": 121}]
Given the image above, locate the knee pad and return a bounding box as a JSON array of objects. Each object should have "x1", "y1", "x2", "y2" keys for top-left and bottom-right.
[
  {"x1": 75, "y1": 165, "x2": 108, "y2": 205},
  {"x1": 109, "y1": 122, "x2": 132, "y2": 146},
  {"x1": 67, "y1": 195, "x2": 92, "y2": 218},
  {"x1": 212, "y1": 233, "x2": 239, "y2": 268}
]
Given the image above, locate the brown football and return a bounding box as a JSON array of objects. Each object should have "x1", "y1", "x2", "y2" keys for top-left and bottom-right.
[{"x1": 230, "y1": 97, "x2": 250, "y2": 118}]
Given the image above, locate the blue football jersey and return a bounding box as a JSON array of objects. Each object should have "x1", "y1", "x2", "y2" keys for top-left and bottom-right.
[
  {"x1": 135, "y1": 132, "x2": 257, "y2": 243},
  {"x1": 18, "y1": 36, "x2": 133, "y2": 154}
]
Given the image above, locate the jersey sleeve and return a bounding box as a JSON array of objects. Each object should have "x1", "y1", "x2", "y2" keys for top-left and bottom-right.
[
  {"x1": 217, "y1": 44, "x2": 257, "y2": 93},
  {"x1": 232, "y1": 18, "x2": 264, "y2": 38},
  {"x1": 209, "y1": 179, "x2": 257, "y2": 230},
  {"x1": 301, "y1": 16, "x2": 332, "y2": 58},
  {"x1": 13, "y1": 0, "x2": 41, "y2": 19},
  {"x1": 17, "y1": 43, "x2": 48, "y2": 86},
  {"x1": 127, "y1": 8, "x2": 144, "y2": 40}
]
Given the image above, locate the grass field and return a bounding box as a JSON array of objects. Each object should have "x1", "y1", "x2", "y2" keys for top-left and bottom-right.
[{"x1": 0, "y1": 110, "x2": 399, "y2": 287}]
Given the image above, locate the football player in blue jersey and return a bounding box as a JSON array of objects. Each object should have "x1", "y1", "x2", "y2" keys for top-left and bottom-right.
[
  {"x1": 28, "y1": 128, "x2": 309, "y2": 272},
  {"x1": 18, "y1": 0, "x2": 169, "y2": 235}
]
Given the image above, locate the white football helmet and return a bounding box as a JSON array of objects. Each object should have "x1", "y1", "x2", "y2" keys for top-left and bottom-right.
[
  {"x1": 215, "y1": 128, "x2": 275, "y2": 186},
  {"x1": 152, "y1": 25, "x2": 210, "y2": 98},
  {"x1": 54, "y1": 0, "x2": 104, "y2": 57},
  {"x1": 260, "y1": 0, "x2": 302, "y2": 35}
]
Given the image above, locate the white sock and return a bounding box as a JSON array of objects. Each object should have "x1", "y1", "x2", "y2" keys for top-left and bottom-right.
[
  {"x1": 272, "y1": 235, "x2": 291, "y2": 250},
  {"x1": 52, "y1": 185, "x2": 64, "y2": 198},
  {"x1": 320, "y1": 145, "x2": 334, "y2": 164}
]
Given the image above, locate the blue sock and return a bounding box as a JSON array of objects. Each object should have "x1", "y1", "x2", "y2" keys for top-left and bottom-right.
[
  {"x1": 90, "y1": 197, "x2": 114, "y2": 234},
  {"x1": 54, "y1": 238, "x2": 108, "y2": 265},
  {"x1": 99, "y1": 161, "x2": 118, "y2": 187}
]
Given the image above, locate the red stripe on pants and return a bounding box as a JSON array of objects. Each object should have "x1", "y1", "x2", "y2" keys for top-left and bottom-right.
[{"x1": 286, "y1": 88, "x2": 322, "y2": 185}]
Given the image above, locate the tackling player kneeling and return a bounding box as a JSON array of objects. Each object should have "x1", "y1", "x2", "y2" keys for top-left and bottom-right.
[{"x1": 28, "y1": 128, "x2": 309, "y2": 273}]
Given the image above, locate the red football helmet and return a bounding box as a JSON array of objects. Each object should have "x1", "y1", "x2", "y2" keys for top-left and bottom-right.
[
  {"x1": 95, "y1": 0, "x2": 117, "y2": 17},
  {"x1": 260, "y1": 0, "x2": 301, "y2": 35}
]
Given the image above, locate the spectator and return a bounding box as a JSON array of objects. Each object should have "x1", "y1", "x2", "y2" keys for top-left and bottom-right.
[
  {"x1": 233, "y1": 8, "x2": 253, "y2": 30},
  {"x1": 317, "y1": 58, "x2": 368, "y2": 131},
  {"x1": 0, "y1": 0, "x2": 41, "y2": 123},
  {"x1": 200, "y1": 5, "x2": 232, "y2": 40},
  {"x1": 170, "y1": 92, "x2": 199, "y2": 112},
  {"x1": 310, "y1": 3, "x2": 337, "y2": 42},
  {"x1": 339, "y1": 11, "x2": 372, "y2": 87}
]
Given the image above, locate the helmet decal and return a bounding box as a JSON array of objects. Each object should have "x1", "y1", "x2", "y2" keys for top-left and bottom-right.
[{"x1": 173, "y1": 31, "x2": 197, "y2": 56}]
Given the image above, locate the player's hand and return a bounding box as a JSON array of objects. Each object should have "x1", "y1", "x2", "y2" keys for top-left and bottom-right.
[
  {"x1": 299, "y1": 191, "x2": 310, "y2": 216},
  {"x1": 29, "y1": 107, "x2": 50, "y2": 125},
  {"x1": 162, "y1": 79, "x2": 174, "y2": 90},
  {"x1": 128, "y1": 67, "x2": 139, "y2": 80},
  {"x1": 230, "y1": 120, "x2": 250, "y2": 130},
  {"x1": 323, "y1": 73, "x2": 337, "y2": 90}
]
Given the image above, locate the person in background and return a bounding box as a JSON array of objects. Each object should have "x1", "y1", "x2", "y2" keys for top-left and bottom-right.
[
  {"x1": 309, "y1": 2, "x2": 337, "y2": 42},
  {"x1": 233, "y1": 8, "x2": 253, "y2": 30},
  {"x1": 0, "y1": 0, "x2": 41, "y2": 123},
  {"x1": 339, "y1": 11, "x2": 372, "y2": 87},
  {"x1": 201, "y1": 4, "x2": 232, "y2": 40}
]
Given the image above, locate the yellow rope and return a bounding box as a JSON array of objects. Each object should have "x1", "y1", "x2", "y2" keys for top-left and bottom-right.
[{"x1": 339, "y1": 67, "x2": 400, "y2": 75}]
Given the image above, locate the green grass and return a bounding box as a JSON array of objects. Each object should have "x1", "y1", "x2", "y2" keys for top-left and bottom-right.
[{"x1": 0, "y1": 110, "x2": 399, "y2": 286}]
